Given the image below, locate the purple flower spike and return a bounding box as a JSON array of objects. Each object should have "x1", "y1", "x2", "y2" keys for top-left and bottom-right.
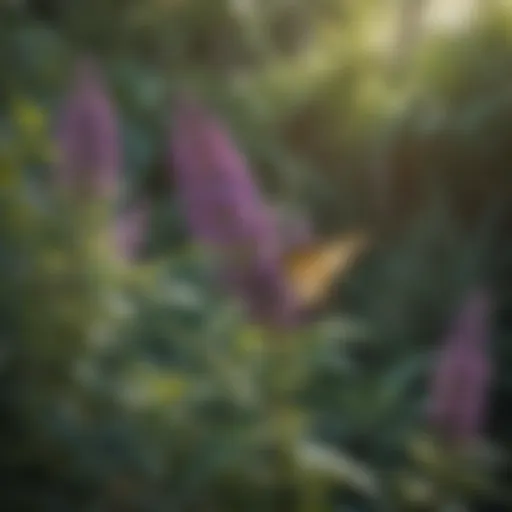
[
  {"x1": 170, "y1": 94, "x2": 298, "y2": 327},
  {"x1": 115, "y1": 201, "x2": 149, "y2": 261},
  {"x1": 170, "y1": 95, "x2": 273, "y2": 247},
  {"x1": 427, "y1": 289, "x2": 493, "y2": 443},
  {"x1": 56, "y1": 58, "x2": 120, "y2": 198}
]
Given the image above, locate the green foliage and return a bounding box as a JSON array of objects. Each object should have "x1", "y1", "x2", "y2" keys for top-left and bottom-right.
[{"x1": 1, "y1": 0, "x2": 512, "y2": 510}]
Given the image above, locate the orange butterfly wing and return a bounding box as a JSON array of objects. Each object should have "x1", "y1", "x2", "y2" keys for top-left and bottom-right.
[{"x1": 284, "y1": 232, "x2": 369, "y2": 308}]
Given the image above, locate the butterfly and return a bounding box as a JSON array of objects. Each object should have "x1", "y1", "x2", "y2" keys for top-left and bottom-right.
[{"x1": 283, "y1": 231, "x2": 370, "y2": 309}]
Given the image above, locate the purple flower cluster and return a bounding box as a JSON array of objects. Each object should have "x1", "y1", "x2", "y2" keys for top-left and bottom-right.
[
  {"x1": 56, "y1": 59, "x2": 120, "y2": 198},
  {"x1": 56, "y1": 58, "x2": 145, "y2": 260},
  {"x1": 427, "y1": 289, "x2": 492, "y2": 443},
  {"x1": 170, "y1": 94, "x2": 299, "y2": 327}
]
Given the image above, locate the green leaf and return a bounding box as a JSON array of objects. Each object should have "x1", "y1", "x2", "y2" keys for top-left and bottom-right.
[{"x1": 295, "y1": 440, "x2": 379, "y2": 496}]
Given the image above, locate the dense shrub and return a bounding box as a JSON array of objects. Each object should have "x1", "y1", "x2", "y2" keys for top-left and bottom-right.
[{"x1": 0, "y1": 1, "x2": 511, "y2": 510}]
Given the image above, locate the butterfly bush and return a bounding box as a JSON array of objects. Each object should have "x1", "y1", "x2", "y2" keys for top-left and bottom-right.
[
  {"x1": 56, "y1": 59, "x2": 120, "y2": 198},
  {"x1": 56, "y1": 58, "x2": 147, "y2": 260},
  {"x1": 427, "y1": 289, "x2": 492, "y2": 443},
  {"x1": 170, "y1": 95, "x2": 298, "y2": 326}
]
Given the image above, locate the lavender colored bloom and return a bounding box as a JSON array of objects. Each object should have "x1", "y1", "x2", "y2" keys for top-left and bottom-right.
[
  {"x1": 427, "y1": 289, "x2": 492, "y2": 443},
  {"x1": 115, "y1": 201, "x2": 149, "y2": 261},
  {"x1": 56, "y1": 58, "x2": 120, "y2": 197},
  {"x1": 170, "y1": 94, "x2": 298, "y2": 326}
]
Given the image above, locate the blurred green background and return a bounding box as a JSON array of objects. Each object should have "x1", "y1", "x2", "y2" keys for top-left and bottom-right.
[{"x1": 1, "y1": 0, "x2": 512, "y2": 510}]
